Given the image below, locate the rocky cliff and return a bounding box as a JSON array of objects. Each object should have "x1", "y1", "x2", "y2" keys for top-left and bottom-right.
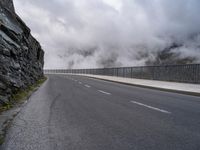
[
  {"x1": 0, "y1": 1, "x2": 44, "y2": 105},
  {"x1": 0, "y1": 0, "x2": 15, "y2": 13}
]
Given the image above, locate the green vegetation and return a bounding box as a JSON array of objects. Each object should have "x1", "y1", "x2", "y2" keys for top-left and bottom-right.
[
  {"x1": 0, "y1": 76, "x2": 47, "y2": 145},
  {"x1": 12, "y1": 76, "x2": 47, "y2": 103},
  {"x1": 0, "y1": 134, "x2": 4, "y2": 145},
  {"x1": 0, "y1": 104, "x2": 13, "y2": 113},
  {"x1": 0, "y1": 76, "x2": 47, "y2": 113}
]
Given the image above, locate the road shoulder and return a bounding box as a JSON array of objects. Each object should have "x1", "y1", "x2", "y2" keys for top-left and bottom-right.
[{"x1": 0, "y1": 77, "x2": 47, "y2": 145}]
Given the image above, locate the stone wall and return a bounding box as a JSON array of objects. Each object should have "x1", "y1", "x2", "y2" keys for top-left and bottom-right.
[{"x1": 0, "y1": 1, "x2": 44, "y2": 104}]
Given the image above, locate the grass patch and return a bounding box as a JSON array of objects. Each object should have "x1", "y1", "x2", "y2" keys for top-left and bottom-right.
[
  {"x1": 0, "y1": 135, "x2": 4, "y2": 145},
  {"x1": 0, "y1": 76, "x2": 47, "y2": 145},
  {"x1": 0, "y1": 104, "x2": 13, "y2": 113},
  {"x1": 0, "y1": 76, "x2": 47, "y2": 113},
  {"x1": 11, "y1": 76, "x2": 47, "y2": 103}
]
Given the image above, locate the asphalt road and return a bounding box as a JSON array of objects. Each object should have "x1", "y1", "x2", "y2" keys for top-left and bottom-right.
[{"x1": 1, "y1": 74, "x2": 200, "y2": 150}]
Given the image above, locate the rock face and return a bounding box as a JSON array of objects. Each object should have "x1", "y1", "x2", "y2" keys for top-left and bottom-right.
[
  {"x1": 0, "y1": 0, "x2": 15, "y2": 13},
  {"x1": 0, "y1": 1, "x2": 44, "y2": 104}
]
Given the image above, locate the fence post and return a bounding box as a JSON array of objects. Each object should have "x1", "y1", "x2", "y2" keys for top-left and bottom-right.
[{"x1": 45, "y1": 64, "x2": 200, "y2": 84}]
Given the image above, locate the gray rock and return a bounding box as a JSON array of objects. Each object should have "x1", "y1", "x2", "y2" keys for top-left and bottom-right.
[
  {"x1": 0, "y1": 47, "x2": 10, "y2": 56},
  {"x1": 0, "y1": 95, "x2": 8, "y2": 104},
  {"x1": 0, "y1": 1, "x2": 44, "y2": 104},
  {"x1": 0, "y1": 0, "x2": 15, "y2": 13},
  {"x1": 0, "y1": 82, "x2": 6, "y2": 90}
]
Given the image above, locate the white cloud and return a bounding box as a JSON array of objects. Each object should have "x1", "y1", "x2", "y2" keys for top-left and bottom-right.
[
  {"x1": 13, "y1": 0, "x2": 200, "y2": 69},
  {"x1": 102, "y1": 0, "x2": 122, "y2": 11}
]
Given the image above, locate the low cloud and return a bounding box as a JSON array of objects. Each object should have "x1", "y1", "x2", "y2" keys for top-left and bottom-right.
[{"x1": 14, "y1": 0, "x2": 200, "y2": 69}]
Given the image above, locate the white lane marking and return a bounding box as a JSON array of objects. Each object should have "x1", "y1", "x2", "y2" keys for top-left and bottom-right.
[
  {"x1": 98, "y1": 90, "x2": 111, "y2": 95},
  {"x1": 79, "y1": 82, "x2": 82, "y2": 84},
  {"x1": 130, "y1": 101, "x2": 171, "y2": 114},
  {"x1": 74, "y1": 80, "x2": 77, "y2": 82},
  {"x1": 85, "y1": 85, "x2": 91, "y2": 88}
]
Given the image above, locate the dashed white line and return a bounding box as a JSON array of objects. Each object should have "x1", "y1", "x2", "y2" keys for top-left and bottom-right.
[
  {"x1": 130, "y1": 101, "x2": 171, "y2": 114},
  {"x1": 79, "y1": 82, "x2": 82, "y2": 84},
  {"x1": 98, "y1": 90, "x2": 111, "y2": 95},
  {"x1": 85, "y1": 85, "x2": 91, "y2": 88}
]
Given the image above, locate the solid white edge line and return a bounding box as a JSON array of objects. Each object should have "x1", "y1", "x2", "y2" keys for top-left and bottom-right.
[
  {"x1": 98, "y1": 90, "x2": 111, "y2": 95},
  {"x1": 130, "y1": 101, "x2": 171, "y2": 114}
]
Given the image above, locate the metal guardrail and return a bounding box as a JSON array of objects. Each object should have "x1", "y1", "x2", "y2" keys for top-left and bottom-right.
[{"x1": 44, "y1": 64, "x2": 200, "y2": 84}]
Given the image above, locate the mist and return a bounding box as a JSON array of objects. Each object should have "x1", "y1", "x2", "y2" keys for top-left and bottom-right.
[{"x1": 13, "y1": 0, "x2": 200, "y2": 69}]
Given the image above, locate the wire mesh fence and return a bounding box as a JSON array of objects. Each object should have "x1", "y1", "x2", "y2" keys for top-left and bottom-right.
[{"x1": 44, "y1": 64, "x2": 200, "y2": 84}]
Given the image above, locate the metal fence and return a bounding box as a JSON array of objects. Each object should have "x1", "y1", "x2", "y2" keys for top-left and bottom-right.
[{"x1": 44, "y1": 64, "x2": 200, "y2": 84}]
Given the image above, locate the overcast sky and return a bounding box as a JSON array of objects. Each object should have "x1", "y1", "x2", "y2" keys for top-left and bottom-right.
[{"x1": 13, "y1": 0, "x2": 200, "y2": 69}]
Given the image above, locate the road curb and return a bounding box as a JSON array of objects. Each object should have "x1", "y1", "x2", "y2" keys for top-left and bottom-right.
[
  {"x1": 71, "y1": 74, "x2": 200, "y2": 97},
  {"x1": 93, "y1": 77, "x2": 200, "y2": 97}
]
